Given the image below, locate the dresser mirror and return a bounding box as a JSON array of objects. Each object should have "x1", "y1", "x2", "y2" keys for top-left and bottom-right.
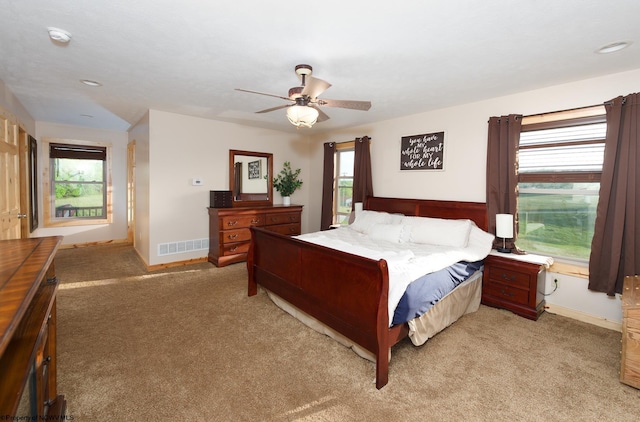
[{"x1": 229, "y1": 149, "x2": 273, "y2": 206}]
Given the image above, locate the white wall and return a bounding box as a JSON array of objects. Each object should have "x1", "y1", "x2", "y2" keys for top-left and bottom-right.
[
  {"x1": 0, "y1": 80, "x2": 35, "y2": 134},
  {"x1": 142, "y1": 110, "x2": 312, "y2": 266},
  {"x1": 33, "y1": 122, "x2": 129, "y2": 245},
  {"x1": 307, "y1": 67, "x2": 640, "y2": 327},
  {"x1": 129, "y1": 112, "x2": 150, "y2": 261}
]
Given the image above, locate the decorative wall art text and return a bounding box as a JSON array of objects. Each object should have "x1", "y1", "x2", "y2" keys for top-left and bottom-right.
[{"x1": 400, "y1": 131, "x2": 445, "y2": 171}]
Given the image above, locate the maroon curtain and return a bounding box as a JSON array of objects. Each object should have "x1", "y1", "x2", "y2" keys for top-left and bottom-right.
[
  {"x1": 589, "y1": 93, "x2": 640, "y2": 295},
  {"x1": 486, "y1": 115, "x2": 522, "y2": 252},
  {"x1": 353, "y1": 136, "x2": 373, "y2": 209},
  {"x1": 320, "y1": 142, "x2": 336, "y2": 230}
]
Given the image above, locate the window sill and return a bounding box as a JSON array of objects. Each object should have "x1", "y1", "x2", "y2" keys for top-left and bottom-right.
[
  {"x1": 548, "y1": 260, "x2": 589, "y2": 279},
  {"x1": 45, "y1": 217, "x2": 111, "y2": 227}
]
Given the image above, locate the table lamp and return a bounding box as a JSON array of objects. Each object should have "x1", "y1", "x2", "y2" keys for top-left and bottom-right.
[{"x1": 496, "y1": 213, "x2": 513, "y2": 253}]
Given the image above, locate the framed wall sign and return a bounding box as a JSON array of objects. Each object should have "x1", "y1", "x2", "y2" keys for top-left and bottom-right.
[
  {"x1": 247, "y1": 160, "x2": 261, "y2": 179},
  {"x1": 400, "y1": 131, "x2": 445, "y2": 171}
]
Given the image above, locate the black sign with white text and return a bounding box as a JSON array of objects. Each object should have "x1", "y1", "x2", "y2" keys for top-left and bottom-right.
[{"x1": 400, "y1": 131, "x2": 444, "y2": 171}]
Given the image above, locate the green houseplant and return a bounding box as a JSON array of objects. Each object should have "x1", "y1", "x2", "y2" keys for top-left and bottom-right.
[{"x1": 272, "y1": 161, "x2": 302, "y2": 205}]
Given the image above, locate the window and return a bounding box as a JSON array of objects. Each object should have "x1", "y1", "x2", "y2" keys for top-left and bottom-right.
[
  {"x1": 333, "y1": 145, "x2": 355, "y2": 225},
  {"x1": 43, "y1": 139, "x2": 112, "y2": 226},
  {"x1": 517, "y1": 110, "x2": 605, "y2": 261}
]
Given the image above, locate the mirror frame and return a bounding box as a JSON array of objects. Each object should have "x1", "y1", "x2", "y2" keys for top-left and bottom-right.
[{"x1": 229, "y1": 149, "x2": 273, "y2": 207}]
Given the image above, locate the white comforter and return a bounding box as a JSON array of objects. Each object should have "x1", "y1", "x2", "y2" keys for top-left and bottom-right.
[{"x1": 296, "y1": 224, "x2": 494, "y2": 325}]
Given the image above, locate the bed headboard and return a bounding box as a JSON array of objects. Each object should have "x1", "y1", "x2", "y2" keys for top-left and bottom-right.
[{"x1": 364, "y1": 197, "x2": 488, "y2": 231}]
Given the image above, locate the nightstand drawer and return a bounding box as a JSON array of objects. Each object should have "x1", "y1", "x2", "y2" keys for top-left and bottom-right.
[
  {"x1": 485, "y1": 265, "x2": 531, "y2": 289},
  {"x1": 483, "y1": 281, "x2": 529, "y2": 306}
]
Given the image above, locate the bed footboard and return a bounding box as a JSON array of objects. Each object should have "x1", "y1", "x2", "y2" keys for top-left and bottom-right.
[{"x1": 247, "y1": 227, "x2": 401, "y2": 389}]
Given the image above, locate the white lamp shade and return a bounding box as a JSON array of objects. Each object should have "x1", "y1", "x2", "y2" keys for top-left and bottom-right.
[
  {"x1": 286, "y1": 105, "x2": 319, "y2": 128},
  {"x1": 354, "y1": 202, "x2": 363, "y2": 213},
  {"x1": 495, "y1": 214, "x2": 514, "y2": 238}
]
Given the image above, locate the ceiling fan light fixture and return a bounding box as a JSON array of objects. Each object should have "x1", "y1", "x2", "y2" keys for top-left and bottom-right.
[{"x1": 287, "y1": 105, "x2": 318, "y2": 128}]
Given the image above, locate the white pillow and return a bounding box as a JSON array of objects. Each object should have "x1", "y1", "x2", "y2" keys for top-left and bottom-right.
[
  {"x1": 403, "y1": 216, "x2": 472, "y2": 248},
  {"x1": 349, "y1": 210, "x2": 394, "y2": 233},
  {"x1": 368, "y1": 224, "x2": 405, "y2": 243},
  {"x1": 468, "y1": 224, "x2": 495, "y2": 255}
]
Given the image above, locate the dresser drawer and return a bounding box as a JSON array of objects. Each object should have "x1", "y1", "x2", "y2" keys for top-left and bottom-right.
[
  {"x1": 221, "y1": 215, "x2": 263, "y2": 229},
  {"x1": 221, "y1": 228, "x2": 252, "y2": 243},
  {"x1": 222, "y1": 242, "x2": 250, "y2": 256},
  {"x1": 265, "y1": 223, "x2": 301, "y2": 236},
  {"x1": 485, "y1": 265, "x2": 531, "y2": 289},
  {"x1": 483, "y1": 281, "x2": 529, "y2": 306},
  {"x1": 265, "y1": 212, "x2": 301, "y2": 226}
]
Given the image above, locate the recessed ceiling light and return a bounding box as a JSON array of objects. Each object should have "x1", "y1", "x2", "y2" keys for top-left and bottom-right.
[
  {"x1": 47, "y1": 27, "x2": 72, "y2": 43},
  {"x1": 596, "y1": 41, "x2": 631, "y2": 54},
  {"x1": 80, "y1": 79, "x2": 102, "y2": 87},
  {"x1": 80, "y1": 114, "x2": 94, "y2": 118}
]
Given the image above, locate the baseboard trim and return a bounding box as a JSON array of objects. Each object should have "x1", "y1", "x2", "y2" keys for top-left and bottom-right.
[
  {"x1": 544, "y1": 303, "x2": 622, "y2": 332},
  {"x1": 145, "y1": 256, "x2": 209, "y2": 272},
  {"x1": 59, "y1": 239, "x2": 131, "y2": 249}
]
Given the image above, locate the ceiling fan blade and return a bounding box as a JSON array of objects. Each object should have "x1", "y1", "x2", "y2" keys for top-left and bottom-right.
[
  {"x1": 311, "y1": 105, "x2": 330, "y2": 122},
  {"x1": 301, "y1": 77, "x2": 331, "y2": 99},
  {"x1": 235, "y1": 88, "x2": 291, "y2": 101},
  {"x1": 317, "y1": 98, "x2": 371, "y2": 111},
  {"x1": 256, "y1": 104, "x2": 291, "y2": 114}
]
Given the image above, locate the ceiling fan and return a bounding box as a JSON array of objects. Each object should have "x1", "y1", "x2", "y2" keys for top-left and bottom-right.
[{"x1": 235, "y1": 64, "x2": 371, "y2": 128}]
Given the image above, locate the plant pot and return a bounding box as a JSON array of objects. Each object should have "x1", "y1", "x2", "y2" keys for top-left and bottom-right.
[{"x1": 282, "y1": 196, "x2": 291, "y2": 206}]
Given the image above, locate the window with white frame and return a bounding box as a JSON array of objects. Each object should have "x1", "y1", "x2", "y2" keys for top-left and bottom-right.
[
  {"x1": 43, "y1": 139, "x2": 112, "y2": 226},
  {"x1": 333, "y1": 145, "x2": 355, "y2": 225},
  {"x1": 517, "y1": 110, "x2": 606, "y2": 261}
]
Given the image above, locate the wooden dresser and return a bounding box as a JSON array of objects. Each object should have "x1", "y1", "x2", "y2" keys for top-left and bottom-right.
[
  {"x1": 621, "y1": 275, "x2": 640, "y2": 389},
  {"x1": 208, "y1": 205, "x2": 303, "y2": 267},
  {"x1": 481, "y1": 251, "x2": 548, "y2": 321},
  {"x1": 0, "y1": 236, "x2": 66, "y2": 419}
]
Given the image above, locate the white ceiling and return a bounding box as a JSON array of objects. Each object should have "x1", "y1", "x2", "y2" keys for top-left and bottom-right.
[{"x1": 1, "y1": 0, "x2": 640, "y2": 134}]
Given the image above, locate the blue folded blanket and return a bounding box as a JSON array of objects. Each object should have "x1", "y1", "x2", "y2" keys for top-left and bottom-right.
[{"x1": 392, "y1": 260, "x2": 484, "y2": 325}]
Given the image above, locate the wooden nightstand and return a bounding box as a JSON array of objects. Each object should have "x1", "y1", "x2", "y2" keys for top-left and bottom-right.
[{"x1": 481, "y1": 251, "x2": 550, "y2": 320}]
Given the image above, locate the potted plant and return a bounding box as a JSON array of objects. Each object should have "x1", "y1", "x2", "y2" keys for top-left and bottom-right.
[{"x1": 272, "y1": 161, "x2": 302, "y2": 206}]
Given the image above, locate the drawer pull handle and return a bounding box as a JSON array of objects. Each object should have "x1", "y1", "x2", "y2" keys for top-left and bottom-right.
[
  {"x1": 500, "y1": 289, "x2": 514, "y2": 297},
  {"x1": 501, "y1": 273, "x2": 516, "y2": 281},
  {"x1": 228, "y1": 234, "x2": 238, "y2": 240},
  {"x1": 251, "y1": 219, "x2": 260, "y2": 224},
  {"x1": 271, "y1": 217, "x2": 278, "y2": 222},
  {"x1": 227, "y1": 221, "x2": 238, "y2": 226},
  {"x1": 230, "y1": 246, "x2": 238, "y2": 252}
]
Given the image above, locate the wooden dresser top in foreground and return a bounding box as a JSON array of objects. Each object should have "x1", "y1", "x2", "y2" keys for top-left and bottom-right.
[{"x1": 0, "y1": 236, "x2": 63, "y2": 356}]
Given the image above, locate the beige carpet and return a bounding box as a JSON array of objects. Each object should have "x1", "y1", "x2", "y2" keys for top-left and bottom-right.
[{"x1": 54, "y1": 244, "x2": 640, "y2": 421}]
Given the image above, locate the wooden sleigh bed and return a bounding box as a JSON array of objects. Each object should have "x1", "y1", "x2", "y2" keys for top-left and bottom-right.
[{"x1": 247, "y1": 197, "x2": 489, "y2": 389}]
